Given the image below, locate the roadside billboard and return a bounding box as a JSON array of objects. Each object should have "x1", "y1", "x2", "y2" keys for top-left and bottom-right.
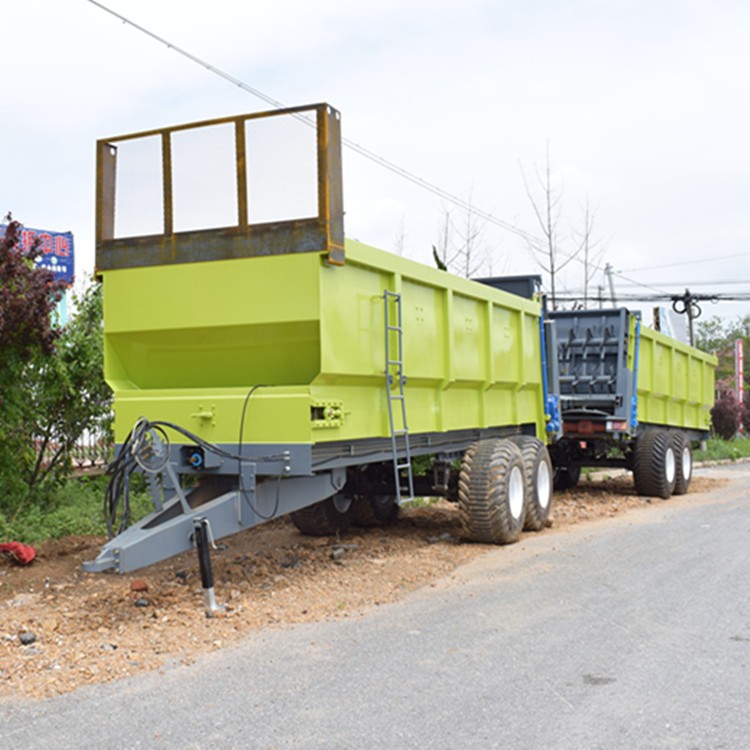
[{"x1": 0, "y1": 224, "x2": 75, "y2": 284}]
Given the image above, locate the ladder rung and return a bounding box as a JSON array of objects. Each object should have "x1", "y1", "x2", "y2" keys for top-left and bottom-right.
[{"x1": 384, "y1": 289, "x2": 413, "y2": 507}]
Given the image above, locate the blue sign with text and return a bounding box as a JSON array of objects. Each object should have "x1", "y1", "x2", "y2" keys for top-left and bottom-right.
[{"x1": 0, "y1": 224, "x2": 75, "y2": 284}]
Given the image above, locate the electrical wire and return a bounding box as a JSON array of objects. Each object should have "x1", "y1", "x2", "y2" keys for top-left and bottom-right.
[
  {"x1": 103, "y1": 404, "x2": 287, "y2": 537},
  {"x1": 86, "y1": 0, "x2": 541, "y2": 246},
  {"x1": 236, "y1": 385, "x2": 283, "y2": 521},
  {"x1": 552, "y1": 293, "x2": 746, "y2": 304},
  {"x1": 103, "y1": 418, "x2": 155, "y2": 537},
  {"x1": 88, "y1": 0, "x2": 750, "y2": 307},
  {"x1": 619, "y1": 252, "x2": 750, "y2": 274},
  {"x1": 615, "y1": 278, "x2": 750, "y2": 289}
]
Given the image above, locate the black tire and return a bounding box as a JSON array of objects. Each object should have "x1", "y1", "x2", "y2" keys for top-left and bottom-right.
[
  {"x1": 672, "y1": 432, "x2": 692, "y2": 495},
  {"x1": 352, "y1": 495, "x2": 399, "y2": 527},
  {"x1": 458, "y1": 438, "x2": 527, "y2": 544},
  {"x1": 553, "y1": 465, "x2": 581, "y2": 491},
  {"x1": 290, "y1": 493, "x2": 354, "y2": 536},
  {"x1": 509, "y1": 435, "x2": 553, "y2": 531},
  {"x1": 633, "y1": 429, "x2": 676, "y2": 499}
]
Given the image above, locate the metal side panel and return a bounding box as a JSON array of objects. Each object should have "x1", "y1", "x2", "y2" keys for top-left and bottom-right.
[
  {"x1": 636, "y1": 324, "x2": 717, "y2": 431},
  {"x1": 105, "y1": 240, "x2": 549, "y2": 449}
]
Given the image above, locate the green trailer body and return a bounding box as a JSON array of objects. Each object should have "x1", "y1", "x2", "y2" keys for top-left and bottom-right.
[
  {"x1": 635, "y1": 324, "x2": 716, "y2": 432},
  {"x1": 547, "y1": 307, "x2": 717, "y2": 493},
  {"x1": 103, "y1": 239, "x2": 547, "y2": 450},
  {"x1": 84, "y1": 103, "x2": 553, "y2": 575},
  {"x1": 549, "y1": 308, "x2": 716, "y2": 438}
]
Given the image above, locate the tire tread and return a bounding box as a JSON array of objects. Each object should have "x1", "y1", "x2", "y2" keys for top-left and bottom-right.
[{"x1": 458, "y1": 439, "x2": 526, "y2": 544}]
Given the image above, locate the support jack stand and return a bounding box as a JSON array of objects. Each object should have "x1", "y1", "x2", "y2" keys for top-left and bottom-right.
[{"x1": 193, "y1": 517, "x2": 226, "y2": 618}]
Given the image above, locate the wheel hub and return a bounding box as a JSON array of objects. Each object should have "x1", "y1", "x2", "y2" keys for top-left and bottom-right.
[{"x1": 509, "y1": 465, "x2": 525, "y2": 520}]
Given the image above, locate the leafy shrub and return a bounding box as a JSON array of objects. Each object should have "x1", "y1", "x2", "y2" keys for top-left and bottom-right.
[
  {"x1": 711, "y1": 390, "x2": 742, "y2": 440},
  {"x1": 0, "y1": 217, "x2": 112, "y2": 520},
  {"x1": 0, "y1": 475, "x2": 152, "y2": 544}
]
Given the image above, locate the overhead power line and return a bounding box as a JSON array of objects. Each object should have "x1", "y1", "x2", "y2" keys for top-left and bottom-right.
[
  {"x1": 87, "y1": 0, "x2": 540, "y2": 245},
  {"x1": 87, "y1": 0, "x2": 746, "y2": 307},
  {"x1": 619, "y1": 251, "x2": 750, "y2": 273},
  {"x1": 615, "y1": 278, "x2": 750, "y2": 289}
]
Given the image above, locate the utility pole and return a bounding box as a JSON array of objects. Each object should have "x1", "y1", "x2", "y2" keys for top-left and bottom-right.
[
  {"x1": 604, "y1": 263, "x2": 617, "y2": 306},
  {"x1": 671, "y1": 288, "x2": 702, "y2": 347}
]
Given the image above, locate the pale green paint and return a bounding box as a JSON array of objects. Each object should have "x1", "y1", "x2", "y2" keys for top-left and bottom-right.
[
  {"x1": 103, "y1": 240, "x2": 546, "y2": 445},
  {"x1": 636, "y1": 323, "x2": 717, "y2": 431}
]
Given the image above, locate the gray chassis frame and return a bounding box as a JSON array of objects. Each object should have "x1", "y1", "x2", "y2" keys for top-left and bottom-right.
[{"x1": 83, "y1": 426, "x2": 526, "y2": 574}]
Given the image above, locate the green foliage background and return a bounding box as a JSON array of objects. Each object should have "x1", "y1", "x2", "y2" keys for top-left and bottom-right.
[{"x1": 0, "y1": 262, "x2": 111, "y2": 528}]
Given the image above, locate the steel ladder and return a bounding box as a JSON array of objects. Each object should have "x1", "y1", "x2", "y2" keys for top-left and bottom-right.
[{"x1": 383, "y1": 290, "x2": 414, "y2": 503}]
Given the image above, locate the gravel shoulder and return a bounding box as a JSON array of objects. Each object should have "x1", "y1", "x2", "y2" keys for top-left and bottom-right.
[{"x1": 0, "y1": 472, "x2": 726, "y2": 701}]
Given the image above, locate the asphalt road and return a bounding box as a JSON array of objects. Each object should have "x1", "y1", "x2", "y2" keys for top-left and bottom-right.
[{"x1": 3, "y1": 464, "x2": 750, "y2": 750}]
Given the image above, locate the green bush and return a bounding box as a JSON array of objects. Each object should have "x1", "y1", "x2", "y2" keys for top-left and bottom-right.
[
  {"x1": 0, "y1": 475, "x2": 153, "y2": 544},
  {"x1": 0, "y1": 223, "x2": 112, "y2": 521}
]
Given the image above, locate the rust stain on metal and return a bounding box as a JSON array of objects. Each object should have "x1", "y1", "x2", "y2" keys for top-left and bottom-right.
[{"x1": 95, "y1": 103, "x2": 344, "y2": 273}]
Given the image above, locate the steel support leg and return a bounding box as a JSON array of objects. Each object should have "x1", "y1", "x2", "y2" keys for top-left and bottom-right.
[{"x1": 193, "y1": 517, "x2": 225, "y2": 618}]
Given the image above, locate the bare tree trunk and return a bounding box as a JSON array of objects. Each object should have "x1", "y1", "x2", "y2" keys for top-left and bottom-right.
[
  {"x1": 432, "y1": 196, "x2": 489, "y2": 278},
  {"x1": 520, "y1": 146, "x2": 601, "y2": 309},
  {"x1": 392, "y1": 216, "x2": 408, "y2": 257}
]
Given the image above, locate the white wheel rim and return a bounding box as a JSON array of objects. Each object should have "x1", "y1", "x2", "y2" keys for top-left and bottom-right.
[
  {"x1": 537, "y1": 461, "x2": 552, "y2": 511},
  {"x1": 508, "y1": 465, "x2": 525, "y2": 520},
  {"x1": 665, "y1": 447, "x2": 676, "y2": 485},
  {"x1": 333, "y1": 494, "x2": 352, "y2": 513},
  {"x1": 681, "y1": 446, "x2": 692, "y2": 479}
]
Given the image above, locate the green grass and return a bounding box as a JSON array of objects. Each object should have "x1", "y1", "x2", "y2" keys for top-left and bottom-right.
[
  {"x1": 0, "y1": 476, "x2": 153, "y2": 545},
  {"x1": 694, "y1": 436, "x2": 750, "y2": 463}
]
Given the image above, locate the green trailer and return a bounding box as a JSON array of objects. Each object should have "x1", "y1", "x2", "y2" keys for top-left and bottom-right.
[
  {"x1": 84, "y1": 104, "x2": 555, "y2": 577},
  {"x1": 547, "y1": 307, "x2": 717, "y2": 497},
  {"x1": 83, "y1": 103, "x2": 717, "y2": 585}
]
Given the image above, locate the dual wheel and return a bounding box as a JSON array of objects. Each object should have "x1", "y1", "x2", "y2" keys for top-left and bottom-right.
[
  {"x1": 633, "y1": 429, "x2": 692, "y2": 499},
  {"x1": 458, "y1": 436, "x2": 553, "y2": 544},
  {"x1": 290, "y1": 493, "x2": 398, "y2": 536}
]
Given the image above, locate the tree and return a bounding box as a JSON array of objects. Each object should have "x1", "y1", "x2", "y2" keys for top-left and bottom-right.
[
  {"x1": 392, "y1": 216, "x2": 408, "y2": 257},
  {"x1": 573, "y1": 196, "x2": 605, "y2": 307},
  {"x1": 696, "y1": 314, "x2": 750, "y2": 440},
  {"x1": 696, "y1": 313, "x2": 750, "y2": 391},
  {"x1": 24, "y1": 281, "x2": 112, "y2": 493},
  {"x1": 0, "y1": 217, "x2": 112, "y2": 516},
  {"x1": 519, "y1": 147, "x2": 603, "y2": 309},
  {"x1": 431, "y1": 192, "x2": 490, "y2": 278},
  {"x1": 0, "y1": 217, "x2": 67, "y2": 505},
  {"x1": 0, "y1": 217, "x2": 65, "y2": 358}
]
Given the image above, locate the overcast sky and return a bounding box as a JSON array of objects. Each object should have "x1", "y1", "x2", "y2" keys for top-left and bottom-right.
[{"x1": 4, "y1": 0, "x2": 750, "y2": 326}]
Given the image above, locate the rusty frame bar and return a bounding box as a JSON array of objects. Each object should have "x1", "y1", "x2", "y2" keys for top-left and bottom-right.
[
  {"x1": 161, "y1": 131, "x2": 173, "y2": 237},
  {"x1": 95, "y1": 142, "x2": 117, "y2": 245},
  {"x1": 235, "y1": 120, "x2": 249, "y2": 228},
  {"x1": 95, "y1": 103, "x2": 344, "y2": 272}
]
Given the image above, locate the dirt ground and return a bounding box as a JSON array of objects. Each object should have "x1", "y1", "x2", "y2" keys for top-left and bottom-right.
[{"x1": 0, "y1": 473, "x2": 724, "y2": 701}]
